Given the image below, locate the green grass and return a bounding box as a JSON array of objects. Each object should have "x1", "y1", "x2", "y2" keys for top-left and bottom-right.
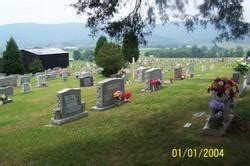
[{"x1": 0, "y1": 61, "x2": 249, "y2": 166}]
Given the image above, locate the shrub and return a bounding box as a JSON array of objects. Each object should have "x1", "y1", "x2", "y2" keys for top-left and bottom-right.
[
  {"x1": 28, "y1": 58, "x2": 44, "y2": 73},
  {"x1": 96, "y1": 43, "x2": 125, "y2": 77}
]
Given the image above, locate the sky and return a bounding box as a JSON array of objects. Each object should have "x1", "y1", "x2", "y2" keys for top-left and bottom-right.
[{"x1": 0, "y1": 0, "x2": 249, "y2": 25}]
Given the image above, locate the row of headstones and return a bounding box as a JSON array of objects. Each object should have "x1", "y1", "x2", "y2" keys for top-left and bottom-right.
[
  {"x1": 51, "y1": 78, "x2": 125, "y2": 125},
  {"x1": 51, "y1": 67, "x2": 168, "y2": 125},
  {"x1": 134, "y1": 63, "x2": 217, "y2": 83},
  {"x1": 134, "y1": 67, "x2": 163, "y2": 91},
  {"x1": 0, "y1": 71, "x2": 95, "y2": 106}
]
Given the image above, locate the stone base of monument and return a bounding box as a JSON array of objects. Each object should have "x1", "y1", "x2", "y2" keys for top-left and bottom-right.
[
  {"x1": 0, "y1": 98, "x2": 13, "y2": 105},
  {"x1": 4, "y1": 98, "x2": 13, "y2": 104},
  {"x1": 202, "y1": 114, "x2": 234, "y2": 137},
  {"x1": 239, "y1": 87, "x2": 247, "y2": 98},
  {"x1": 91, "y1": 101, "x2": 125, "y2": 111},
  {"x1": 51, "y1": 111, "x2": 88, "y2": 125}
]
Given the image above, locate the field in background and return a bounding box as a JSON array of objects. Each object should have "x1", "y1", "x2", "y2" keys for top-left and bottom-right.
[{"x1": 0, "y1": 59, "x2": 249, "y2": 165}]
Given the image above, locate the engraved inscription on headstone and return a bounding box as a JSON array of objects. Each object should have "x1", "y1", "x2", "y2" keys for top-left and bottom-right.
[
  {"x1": 64, "y1": 95, "x2": 81, "y2": 113},
  {"x1": 51, "y1": 88, "x2": 88, "y2": 125}
]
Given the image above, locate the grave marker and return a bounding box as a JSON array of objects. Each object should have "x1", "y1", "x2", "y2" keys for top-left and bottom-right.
[{"x1": 51, "y1": 88, "x2": 88, "y2": 125}]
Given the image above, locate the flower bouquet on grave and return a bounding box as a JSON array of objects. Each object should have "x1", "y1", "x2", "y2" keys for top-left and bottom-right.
[
  {"x1": 207, "y1": 77, "x2": 239, "y2": 128},
  {"x1": 113, "y1": 90, "x2": 132, "y2": 104},
  {"x1": 207, "y1": 77, "x2": 239, "y2": 101}
]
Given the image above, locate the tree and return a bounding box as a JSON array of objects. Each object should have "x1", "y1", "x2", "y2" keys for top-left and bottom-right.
[
  {"x1": 28, "y1": 58, "x2": 44, "y2": 74},
  {"x1": 95, "y1": 42, "x2": 124, "y2": 77},
  {"x1": 81, "y1": 49, "x2": 94, "y2": 62},
  {"x1": 3, "y1": 37, "x2": 25, "y2": 75},
  {"x1": 73, "y1": 50, "x2": 81, "y2": 60},
  {"x1": 73, "y1": 0, "x2": 249, "y2": 44},
  {"x1": 122, "y1": 31, "x2": 140, "y2": 63},
  {"x1": 94, "y1": 36, "x2": 107, "y2": 57}
]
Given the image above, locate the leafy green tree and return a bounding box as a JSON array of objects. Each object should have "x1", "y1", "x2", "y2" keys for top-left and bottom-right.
[
  {"x1": 3, "y1": 37, "x2": 25, "y2": 75},
  {"x1": 28, "y1": 58, "x2": 44, "y2": 74},
  {"x1": 81, "y1": 49, "x2": 94, "y2": 62},
  {"x1": 96, "y1": 43, "x2": 124, "y2": 77},
  {"x1": 95, "y1": 36, "x2": 107, "y2": 57},
  {"x1": 73, "y1": 50, "x2": 81, "y2": 60},
  {"x1": 122, "y1": 31, "x2": 140, "y2": 63}
]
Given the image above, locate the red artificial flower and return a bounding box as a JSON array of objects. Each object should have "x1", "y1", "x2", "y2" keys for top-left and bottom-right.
[
  {"x1": 122, "y1": 91, "x2": 132, "y2": 100},
  {"x1": 150, "y1": 80, "x2": 157, "y2": 85}
]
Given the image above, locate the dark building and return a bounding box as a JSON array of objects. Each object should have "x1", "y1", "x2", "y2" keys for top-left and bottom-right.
[{"x1": 21, "y1": 48, "x2": 69, "y2": 70}]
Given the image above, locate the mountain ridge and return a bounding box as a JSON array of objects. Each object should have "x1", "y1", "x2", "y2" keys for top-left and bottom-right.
[{"x1": 0, "y1": 22, "x2": 249, "y2": 51}]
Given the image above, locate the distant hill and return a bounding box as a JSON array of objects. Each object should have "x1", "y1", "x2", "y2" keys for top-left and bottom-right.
[{"x1": 0, "y1": 22, "x2": 249, "y2": 51}]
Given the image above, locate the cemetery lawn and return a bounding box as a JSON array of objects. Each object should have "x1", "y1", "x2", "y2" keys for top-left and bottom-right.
[{"x1": 0, "y1": 63, "x2": 250, "y2": 166}]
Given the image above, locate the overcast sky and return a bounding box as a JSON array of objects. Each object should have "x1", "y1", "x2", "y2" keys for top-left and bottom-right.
[{"x1": 0, "y1": 0, "x2": 249, "y2": 25}]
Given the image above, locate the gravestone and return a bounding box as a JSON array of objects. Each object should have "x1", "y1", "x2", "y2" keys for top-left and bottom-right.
[
  {"x1": 232, "y1": 72, "x2": 247, "y2": 97},
  {"x1": 80, "y1": 76, "x2": 94, "y2": 87},
  {"x1": 134, "y1": 67, "x2": 150, "y2": 82},
  {"x1": 34, "y1": 72, "x2": 43, "y2": 77},
  {"x1": 0, "y1": 75, "x2": 18, "y2": 87},
  {"x1": 0, "y1": 86, "x2": 14, "y2": 96},
  {"x1": 62, "y1": 72, "x2": 68, "y2": 82},
  {"x1": 144, "y1": 68, "x2": 162, "y2": 91},
  {"x1": 51, "y1": 88, "x2": 88, "y2": 125},
  {"x1": 91, "y1": 78, "x2": 125, "y2": 111},
  {"x1": 247, "y1": 72, "x2": 250, "y2": 85},
  {"x1": 22, "y1": 82, "x2": 32, "y2": 93},
  {"x1": 47, "y1": 71, "x2": 57, "y2": 80},
  {"x1": 185, "y1": 63, "x2": 195, "y2": 77},
  {"x1": 19, "y1": 76, "x2": 31, "y2": 86},
  {"x1": 37, "y1": 75, "x2": 47, "y2": 87},
  {"x1": 210, "y1": 64, "x2": 215, "y2": 71},
  {"x1": 201, "y1": 65, "x2": 207, "y2": 72}
]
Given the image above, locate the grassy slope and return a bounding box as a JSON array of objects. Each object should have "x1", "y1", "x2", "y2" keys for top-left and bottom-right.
[{"x1": 0, "y1": 62, "x2": 249, "y2": 166}]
